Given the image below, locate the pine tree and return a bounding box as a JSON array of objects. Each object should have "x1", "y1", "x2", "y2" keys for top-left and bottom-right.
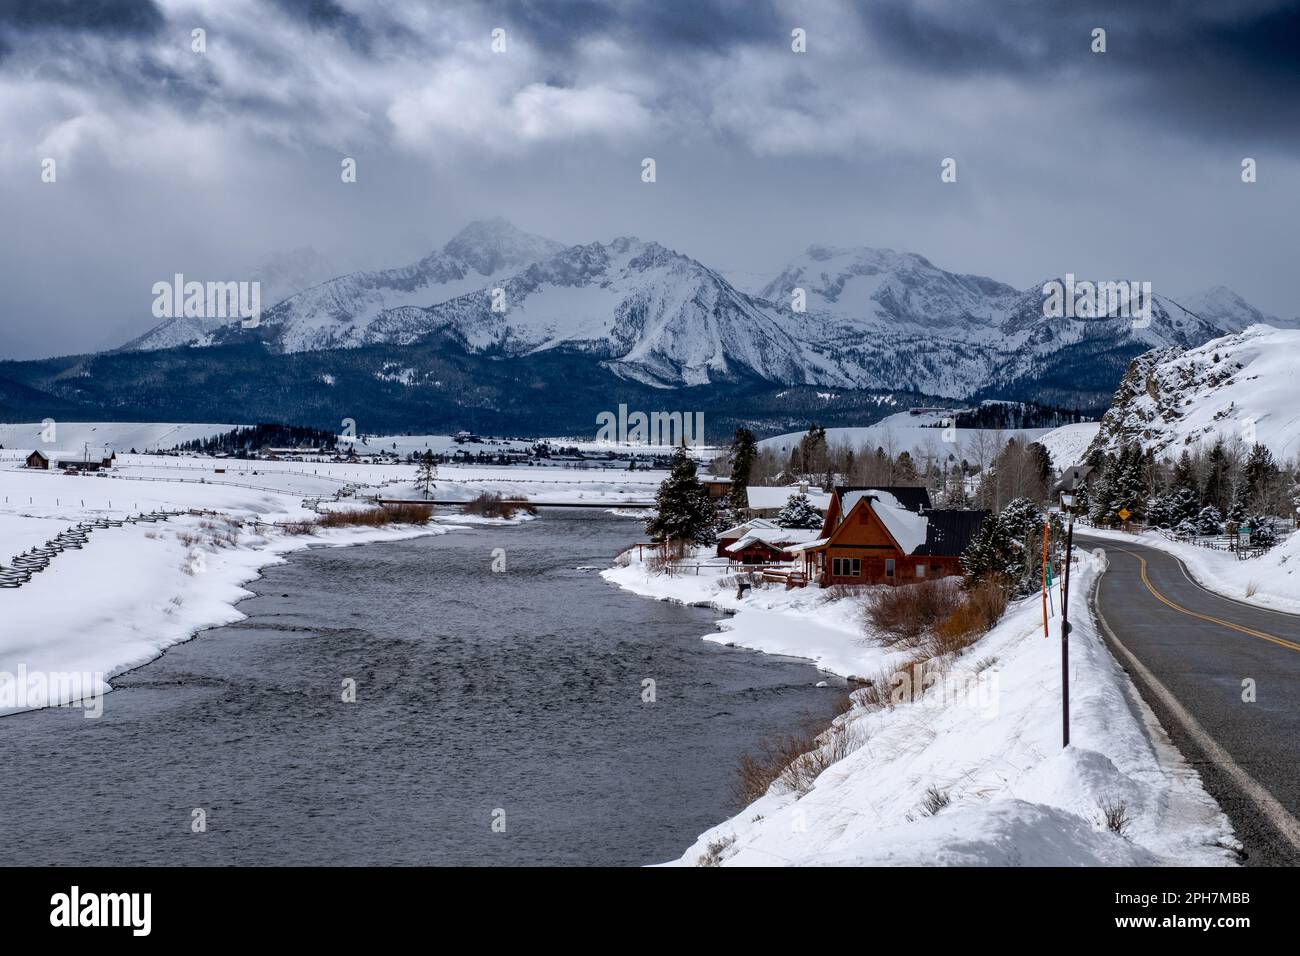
[
  {"x1": 1171, "y1": 449, "x2": 1197, "y2": 492},
  {"x1": 1242, "y1": 443, "x2": 1280, "y2": 512},
  {"x1": 1227, "y1": 484, "x2": 1249, "y2": 526},
  {"x1": 1196, "y1": 505, "x2": 1223, "y2": 535},
  {"x1": 645, "y1": 445, "x2": 718, "y2": 546},
  {"x1": 415, "y1": 451, "x2": 437, "y2": 499},
  {"x1": 727, "y1": 428, "x2": 757, "y2": 517},
  {"x1": 1204, "y1": 440, "x2": 1229, "y2": 513},
  {"x1": 775, "y1": 492, "x2": 824, "y2": 530},
  {"x1": 1090, "y1": 454, "x2": 1120, "y2": 526}
]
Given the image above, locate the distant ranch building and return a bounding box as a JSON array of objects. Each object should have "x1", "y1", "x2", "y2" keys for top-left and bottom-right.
[{"x1": 24, "y1": 448, "x2": 116, "y2": 472}]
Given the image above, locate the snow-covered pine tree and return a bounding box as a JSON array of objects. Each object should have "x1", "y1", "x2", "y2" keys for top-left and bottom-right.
[
  {"x1": 1227, "y1": 484, "x2": 1249, "y2": 526},
  {"x1": 775, "y1": 492, "x2": 824, "y2": 530},
  {"x1": 1089, "y1": 456, "x2": 1119, "y2": 526},
  {"x1": 645, "y1": 445, "x2": 718, "y2": 546},
  {"x1": 1196, "y1": 505, "x2": 1223, "y2": 535}
]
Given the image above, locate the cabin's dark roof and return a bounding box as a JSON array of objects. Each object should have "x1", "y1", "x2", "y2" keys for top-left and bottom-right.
[
  {"x1": 833, "y1": 485, "x2": 932, "y2": 513},
  {"x1": 914, "y1": 509, "x2": 989, "y2": 557}
]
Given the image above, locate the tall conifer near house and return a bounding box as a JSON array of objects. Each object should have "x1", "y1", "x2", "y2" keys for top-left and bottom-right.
[
  {"x1": 645, "y1": 445, "x2": 717, "y2": 546},
  {"x1": 727, "y1": 427, "x2": 757, "y2": 517}
]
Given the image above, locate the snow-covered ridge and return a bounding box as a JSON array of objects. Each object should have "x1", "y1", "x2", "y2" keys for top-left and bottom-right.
[
  {"x1": 120, "y1": 219, "x2": 1290, "y2": 397},
  {"x1": 1088, "y1": 324, "x2": 1300, "y2": 460}
]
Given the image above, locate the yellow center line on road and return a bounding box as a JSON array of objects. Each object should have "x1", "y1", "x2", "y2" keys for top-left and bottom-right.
[{"x1": 1109, "y1": 545, "x2": 1300, "y2": 654}]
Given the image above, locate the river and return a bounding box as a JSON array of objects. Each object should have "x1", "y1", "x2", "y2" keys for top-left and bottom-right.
[{"x1": 0, "y1": 509, "x2": 838, "y2": 865}]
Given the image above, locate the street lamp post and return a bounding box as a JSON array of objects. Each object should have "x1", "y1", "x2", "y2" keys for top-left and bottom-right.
[{"x1": 1059, "y1": 489, "x2": 1077, "y2": 749}]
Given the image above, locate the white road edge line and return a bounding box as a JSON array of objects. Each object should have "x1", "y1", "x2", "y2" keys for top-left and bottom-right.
[{"x1": 1092, "y1": 571, "x2": 1300, "y2": 855}]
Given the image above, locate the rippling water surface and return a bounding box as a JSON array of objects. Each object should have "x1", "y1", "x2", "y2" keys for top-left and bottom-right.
[{"x1": 0, "y1": 509, "x2": 837, "y2": 865}]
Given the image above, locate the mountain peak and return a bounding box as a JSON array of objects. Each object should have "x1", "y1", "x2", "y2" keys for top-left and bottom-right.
[{"x1": 443, "y1": 218, "x2": 565, "y2": 275}]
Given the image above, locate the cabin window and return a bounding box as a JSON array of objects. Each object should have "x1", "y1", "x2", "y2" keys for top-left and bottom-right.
[
  {"x1": 851, "y1": 558, "x2": 861, "y2": 576},
  {"x1": 915, "y1": 564, "x2": 926, "y2": 578},
  {"x1": 885, "y1": 559, "x2": 895, "y2": 578}
]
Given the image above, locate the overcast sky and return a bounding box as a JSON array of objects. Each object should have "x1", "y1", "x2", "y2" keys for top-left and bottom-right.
[{"x1": 1, "y1": 0, "x2": 1297, "y2": 359}]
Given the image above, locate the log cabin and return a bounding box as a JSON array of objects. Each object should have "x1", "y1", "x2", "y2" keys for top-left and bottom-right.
[{"x1": 789, "y1": 486, "x2": 987, "y2": 587}]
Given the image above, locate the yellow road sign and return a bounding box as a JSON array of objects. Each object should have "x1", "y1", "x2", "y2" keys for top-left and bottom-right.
[{"x1": 1118, "y1": 507, "x2": 1131, "y2": 521}]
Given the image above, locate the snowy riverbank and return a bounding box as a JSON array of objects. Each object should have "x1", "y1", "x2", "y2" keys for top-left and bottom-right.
[{"x1": 603, "y1": 553, "x2": 1237, "y2": 866}]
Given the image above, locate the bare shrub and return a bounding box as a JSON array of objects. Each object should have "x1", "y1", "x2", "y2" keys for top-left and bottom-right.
[
  {"x1": 863, "y1": 578, "x2": 963, "y2": 647},
  {"x1": 280, "y1": 519, "x2": 319, "y2": 536},
  {"x1": 926, "y1": 580, "x2": 1008, "y2": 658},
  {"x1": 1096, "y1": 796, "x2": 1132, "y2": 837},
  {"x1": 645, "y1": 538, "x2": 688, "y2": 574},
  {"x1": 316, "y1": 503, "x2": 433, "y2": 528},
  {"x1": 697, "y1": 833, "x2": 736, "y2": 867},
  {"x1": 731, "y1": 701, "x2": 865, "y2": 808},
  {"x1": 461, "y1": 492, "x2": 538, "y2": 519},
  {"x1": 1245, "y1": 581, "x2": 1260, "y2": 598},
  {"x1": 918, "y1": 786, "x2": 951, "y2": 817}
]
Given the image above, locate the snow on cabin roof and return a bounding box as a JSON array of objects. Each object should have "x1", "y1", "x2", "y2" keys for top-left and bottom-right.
[
  {"x1": 746, "y1": 485, "x2": 831, "y2": 511},
  {"x1": 718, "y1": 517, "x2": 780, "y2": 539},
  {"x1": 841, "y1": 490, "x2": 929, "y2": 555},
  {"x1": 725, "y1": 527, "x2": 822, "y2": 553},
  {"x1": 834, "y1": 485, "x2": 930, "y2": 512},
  {"x1": 787, "y1": 536, "x2": 830, "y2": 553},
  {"x1": 37, "y1": 448, "x2": 114, "y2": 462}
]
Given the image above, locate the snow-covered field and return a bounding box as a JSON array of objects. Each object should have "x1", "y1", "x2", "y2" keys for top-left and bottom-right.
[
  {"x1": 604, "y1": 552, "x2": 1236, "y2": 866},
  {"x1": 1081, "y1": 525, "x2": 1300, "y2": 614},
  {"x1": 760, "y1": 411, "x2": 1100, "y2": 468}
]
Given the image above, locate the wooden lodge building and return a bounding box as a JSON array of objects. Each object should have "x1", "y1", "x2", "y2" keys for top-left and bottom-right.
[{"x1": 790, "y1": 486, "x2": 987, "y2": 587}]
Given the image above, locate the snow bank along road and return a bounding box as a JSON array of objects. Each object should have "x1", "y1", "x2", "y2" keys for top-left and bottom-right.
[{"x1": 1083, "y1": 532, "x2": 1300, "y2": 865}]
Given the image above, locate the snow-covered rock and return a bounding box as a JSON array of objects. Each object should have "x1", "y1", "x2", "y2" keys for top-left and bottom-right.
[{"x1": 1087, "y1": 324, "x2": 1300, "y2": 460}]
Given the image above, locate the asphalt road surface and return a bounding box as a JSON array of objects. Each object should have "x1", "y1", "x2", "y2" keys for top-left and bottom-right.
[{"x1": 1080, "y1": 532, "x2": 1300, "y2": 865}]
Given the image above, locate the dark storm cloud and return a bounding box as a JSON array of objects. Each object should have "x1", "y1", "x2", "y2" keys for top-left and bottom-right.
[
  {"x1": 267, "y1": 0, "x2": 376, "y2": 55},
  {"x1": 0, "y1": 0, "x2": 163, "y2": 34},
  {"x1": 0, "y1": 0, "x2": 163, "y2": 63}
]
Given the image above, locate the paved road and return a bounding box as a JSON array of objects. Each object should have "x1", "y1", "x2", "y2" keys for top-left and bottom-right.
[{"x1": 1080, "y1": 532, "x2": 1300, "y2": 865}]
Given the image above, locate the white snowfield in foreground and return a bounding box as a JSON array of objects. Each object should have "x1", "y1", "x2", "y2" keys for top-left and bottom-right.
[
  {"x1": 604, "y1": 555, "x2": 1236, "y2": 866},
  {"x1": 1080, "y1": 525, "x2": 1300, "y2": 614}
]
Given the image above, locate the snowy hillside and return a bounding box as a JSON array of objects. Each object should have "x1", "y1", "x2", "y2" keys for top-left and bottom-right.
[
  {"x1": 759, "y1": 411, "x2": 1055, "y2": 457},
  {"x1": 1087, "y1": 324, "x2": 1300, "y2": 460},
  {"x1": 0, "y1": 421, "x2": 240, "y2": 455}
]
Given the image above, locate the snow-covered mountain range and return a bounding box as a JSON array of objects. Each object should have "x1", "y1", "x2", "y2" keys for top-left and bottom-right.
[
  {"x1": 123, "y1": 219, "x2": 1292, "y2": 402},
  {"x1": 1087, "y1": 324, "x2": 1300, "y2": 460}
]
